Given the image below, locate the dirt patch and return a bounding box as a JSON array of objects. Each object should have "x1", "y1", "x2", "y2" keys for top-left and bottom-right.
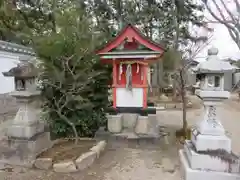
[{"x1": 38, "y1": 139, "x2": 97, "y2": 163}]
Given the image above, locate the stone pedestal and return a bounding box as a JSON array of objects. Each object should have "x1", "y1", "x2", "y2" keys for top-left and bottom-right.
[
  {"x1": 0, "y1": 91, "x2": 52, "y2": 167},
  {"x1": 179, "y1": 47, "x2": 240, "y2": 180},
  {"x1": 107, "y1": 114, "x2": 123, "y2": 133},
  {"x1": 7, "y1": 92, "x2": 45, "y2": 139},
  {"x1": 122, "y1": 113, "x2": 138, "y2": 132},
  {"x1": 107, "y1": 113, "x2": 159, "y2": 139},
  {"x1": 179, "y1": 149, "x2": 240, "y2": 180},
  {"x1": 0, "y1": 131, "x2": 52, "y2": 167},
  {"x1": 179, "y1": 93, "x2": 240, "y2": 179}
]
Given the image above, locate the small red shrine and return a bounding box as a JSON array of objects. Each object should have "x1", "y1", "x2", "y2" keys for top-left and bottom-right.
[{"x1": 97, "y1": 24, "x2": 165, "y2": 111}]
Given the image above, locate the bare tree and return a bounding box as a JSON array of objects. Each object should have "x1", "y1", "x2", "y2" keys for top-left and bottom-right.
[
  {"x1": 202, "y1": 0, "x2": 240, "y2": 50},
  {"x1": 173, "y1": 30, "x2": 213, "y2": 139}
]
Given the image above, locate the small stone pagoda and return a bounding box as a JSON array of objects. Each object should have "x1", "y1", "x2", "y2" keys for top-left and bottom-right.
[
  {"x1": 0, "y1": 60, "x2": 52, "y2": 167},
  {"x1": 179, "y1": 47, "x2": 240, "y2": 180},
  {"x1": 96, "y1": 24, "x2": 165, "y2": 139}
]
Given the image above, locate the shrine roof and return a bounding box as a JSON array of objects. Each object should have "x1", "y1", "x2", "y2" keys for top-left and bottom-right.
[{"x1": 96, "y1": 24, "x2": 165, "y2": 54}]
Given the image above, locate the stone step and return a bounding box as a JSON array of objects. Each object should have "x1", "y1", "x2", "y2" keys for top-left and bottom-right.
[
  {"x1": 191, "y1": 132, "x2": 231, "y2": 152},
  {"x1": 184, "y1": 140, "x2": 239, "y2": 173},
  {"x1": 179, "y1": 149, "x2": 240, "y2": 180}
]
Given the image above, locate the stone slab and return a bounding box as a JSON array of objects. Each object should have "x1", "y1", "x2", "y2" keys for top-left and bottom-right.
[
  {"x1": 0, "y1": 131, "x2": 52, "y2": 167},
  {"x1": 90, "y1": 141, "x2": 106, "y2": 158},
  {"x1": 107, "y1": 114, "x2": 123, "y2": 133},
  {"x1": 53, "y1": 161, "x2": 77, "y2": 173},
  {"x1": 184, "y1": 141, "x2": 239, "y2": 173},
  {"x1": 198, "y1": 91, "x2": 230, "y2": 100},
  {"x1": 76, "y1": 151, "x2": 96, "y2": 170},
  {"x1": 179, "y1": 149, "x2": 240, "y2": 180},
  {"x1": 191, "y1": 133, "x2": 231, "y2": 152}
]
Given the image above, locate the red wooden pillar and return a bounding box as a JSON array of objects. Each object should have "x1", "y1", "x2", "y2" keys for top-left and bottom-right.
[
  {"x1": 112, "y1": 60, "x2": 117, "y2": 108},
  {"x1": 142, "y1": 64, "x2": 148, "y2": 109}
]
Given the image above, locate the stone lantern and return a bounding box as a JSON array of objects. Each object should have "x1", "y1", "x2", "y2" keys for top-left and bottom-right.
[
  {"x1": 1, "y1": 61, "x2": 52, "y2": 167},
  {"x1": 194, "y1": 47, "x2": 234, "y2": 137},
  {"x1": 179, "y1": 47, "x2": 240, "y2": 180}
]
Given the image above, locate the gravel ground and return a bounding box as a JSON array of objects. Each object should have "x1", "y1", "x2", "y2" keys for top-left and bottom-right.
[{"x1": 0, "y1": 94, "x2": 240, "y2": 180}]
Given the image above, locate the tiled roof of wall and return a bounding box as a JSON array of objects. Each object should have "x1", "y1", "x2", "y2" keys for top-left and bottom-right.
[{"x1": 0, "y1": 40, "x2": 35, "y2": 56}]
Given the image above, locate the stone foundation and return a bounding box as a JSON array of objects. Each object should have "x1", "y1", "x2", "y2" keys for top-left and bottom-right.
[
  {"x1": 184, "y1": 140, "x2": 239, "y2": 173},
  {"x1": 179, "y1": 149, "x2": 240, "y2": 180},
  {"x1": 107, "y1": 114, "x2": 123, "y2": 133},
  {"x1": 0, "y1": 131, "x2": 52, "y2": 167},
  {"x1": 107, "y1": 113, "x2": 159, "y2": 138}
]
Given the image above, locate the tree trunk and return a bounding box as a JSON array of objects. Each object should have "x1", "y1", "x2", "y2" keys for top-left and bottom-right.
[
  {"x1": 180, "y1": 70, "x2": 188, "y2": 136},
  {"x1": 58, "y1": 113, "x2": 79, "y2": 145}
]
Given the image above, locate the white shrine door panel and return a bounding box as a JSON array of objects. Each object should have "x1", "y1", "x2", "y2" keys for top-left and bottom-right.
[{"x1": 116, "y1": 88, "x2": 143, "y2": 107}]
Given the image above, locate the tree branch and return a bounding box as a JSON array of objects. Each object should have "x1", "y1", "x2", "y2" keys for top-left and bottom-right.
[{"x1": 203, "y1": 0, "x2": 240, "y2": 49}]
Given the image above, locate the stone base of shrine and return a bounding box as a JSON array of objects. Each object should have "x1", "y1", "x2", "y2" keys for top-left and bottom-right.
[
  {"x1": 179, "y1": 149, "x2": 240, "y2": 180},
  {"x1": 0, "y1": 131, "x2": 52, "y2": 167},
  {"x1": 107, "y1": 113, "x2": 159, "y2": 137},
  {"x1": 95, "y1": 127, "x2": 162, "y2": 148}
]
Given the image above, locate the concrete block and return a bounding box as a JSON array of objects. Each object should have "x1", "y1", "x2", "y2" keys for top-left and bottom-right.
[
  {"x1": 184, "y1": 141, "x2": 239, "y2": 173},
  {"x1": 107, "y1": 114, "x2": 123, "y2": 133},
  {"x1": 135, "y1": 116, "x2": 149, "y2": 134},
  {"x1": 75, "y1": 151, "x2": 96, "y2": 170},
  {"x1": 191, "y1": 133, "x2": 231, "y2": 152},
  {"x1": 90, "y1": 141, "x2": 106, "y2": 158},
  {"x1": 179, "y1": 149, "x2": 240, "y2": 180},
  {"x1": 122, "y1": 113, "x2": 138, "y2": 129},
  {"x1": 34, "y1": 158, "x2": 52, "y2": 170},
  {"x1": 53, "y1": 161, "x2": 77, "y2": 173}
]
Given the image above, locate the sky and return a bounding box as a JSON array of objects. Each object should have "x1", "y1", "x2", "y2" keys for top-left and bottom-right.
[
  {"x1": 195, "y1": 23, "x2": 240, "y2": 62},
  {"x1": 195, "y1": 0, "x2": 240, "y2": 62}
]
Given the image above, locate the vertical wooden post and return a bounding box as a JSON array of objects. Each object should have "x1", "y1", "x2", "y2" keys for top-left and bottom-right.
[
  {"x1": 142, "y1": 64, "x2": 148, "y2": 109},
  {"x1": 112, "y1": 60, "x2": 117, "y2": 108}
]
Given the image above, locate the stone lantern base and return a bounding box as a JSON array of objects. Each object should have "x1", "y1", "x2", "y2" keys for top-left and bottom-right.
[
  {"x1": 0, "y1": 130, "x2": 52, "y2": 167},
  {"x1": 179, "y1": 148, "x2": 240, "y2": 180},
  {"x1": 0, "y1": 92, "x2": 53, "y2": 167}
]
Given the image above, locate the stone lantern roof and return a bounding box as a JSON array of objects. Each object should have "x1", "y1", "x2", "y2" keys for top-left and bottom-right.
[
  {"x1": 194, "y1": 47, "x2": 236, "y2": 73},
  {"x1": 2, "y1": 62, "x2": 38, "y2": 78}
]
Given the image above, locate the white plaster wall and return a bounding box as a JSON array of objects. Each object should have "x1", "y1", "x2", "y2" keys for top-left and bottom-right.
[
  {"x1": 0, "y1": 51, "x2": 19, "y2": 94},
  {"x1": 233, "y1": 72, "x2": 240, "y2": 86},
  {"x1": 116, "y1": 88, "x2": 143, "y2": 107}
]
